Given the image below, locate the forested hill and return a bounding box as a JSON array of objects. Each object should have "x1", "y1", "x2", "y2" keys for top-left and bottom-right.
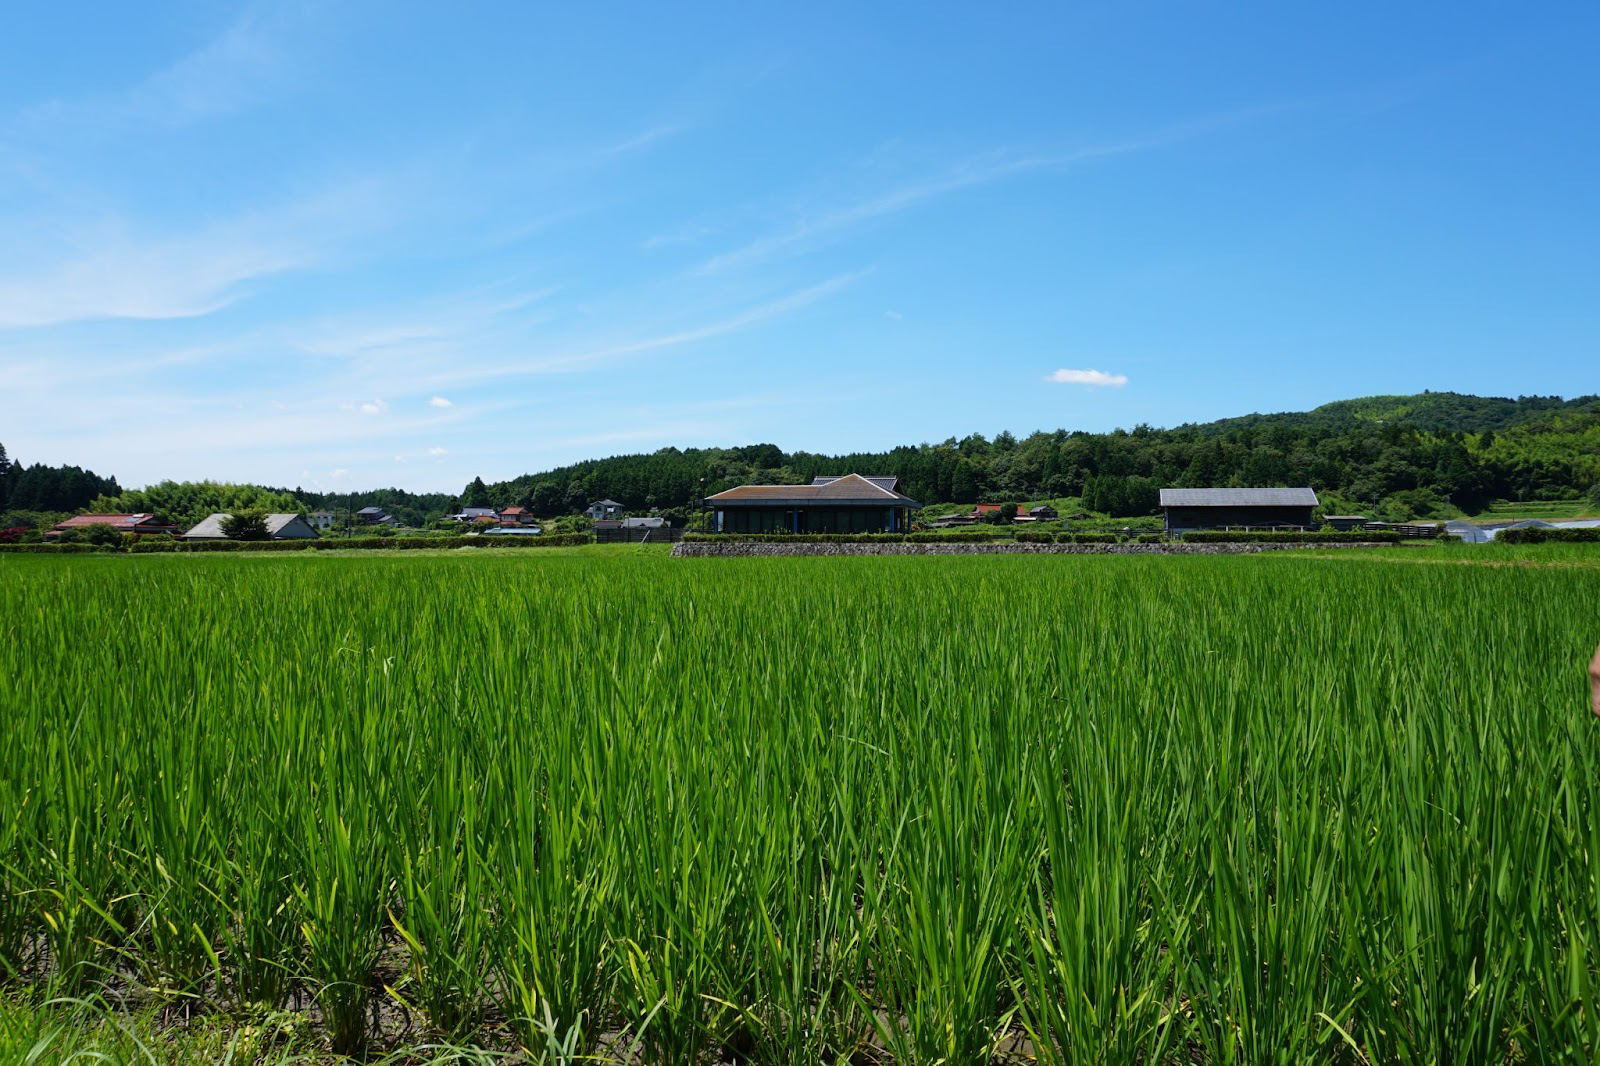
[
  {"x1": 7, "y1": 392, "x2": 1599, "y2": 527},
  {"x1": 1192, "y1": 391, "x2": 1596, "y2": 437},
  {"x1": 479, "y1": 391, "x2": 1600, "y2": 521}
]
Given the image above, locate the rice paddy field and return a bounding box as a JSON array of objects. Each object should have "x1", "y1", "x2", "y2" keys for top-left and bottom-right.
[{"x1": 3, "y1": 547, "x2": 1600, "y2": 1064}]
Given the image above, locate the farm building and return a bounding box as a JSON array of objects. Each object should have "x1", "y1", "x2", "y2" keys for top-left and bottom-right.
[
  {"x1": 704, "y1": 473, "x2": 920, "y2": 534},
  {"x1": 447, "y1": 507, "x2": 499, "y2": 524},
  {"x1": 184, "y1": 513, "x2": 321, "y2": 541},
  {"x1": 356, "y1": 507, "x2": 397, "y2": 525},
  {"x1": 1159, "y1": 487, "x2": 1319, "y2": 533}
]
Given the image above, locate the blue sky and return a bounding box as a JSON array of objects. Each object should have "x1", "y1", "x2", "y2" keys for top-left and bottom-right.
[{"x1": 1, "y1": 3, "x2": 1596, "y2": 493}]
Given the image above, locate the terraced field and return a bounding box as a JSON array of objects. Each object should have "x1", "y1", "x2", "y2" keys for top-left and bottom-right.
[{"x1": 2, "y1": 549, "x2": 1598, "y2": 1063}]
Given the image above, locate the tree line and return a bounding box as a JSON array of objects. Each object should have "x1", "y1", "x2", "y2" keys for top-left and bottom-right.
[
  {"x1": 5, "y1": 392, "x2": 1598, "y2": 529},
  {"x1": 0, "y1": 443, "x2": 119, "y2": 518},
  {"x1": 474, "y1": 392, "x2": 1600, "y2": 521}
]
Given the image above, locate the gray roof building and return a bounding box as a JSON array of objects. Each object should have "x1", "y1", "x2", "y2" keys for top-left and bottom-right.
[
  {"x1": 184, "y1": 513, "x2": 321, "y2": 541},
  {"x1": 1160, "y1": 487, "x2": 1320, "y2": 534},
  {"x1": 1158, "y1": 487, "x2": 1319, "y2": 508}
]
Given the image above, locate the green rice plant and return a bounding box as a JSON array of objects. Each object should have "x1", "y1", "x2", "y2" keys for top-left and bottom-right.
[
  {"x1": 0, "y1": 549, "x2": 1597, "y2": 1063},
  {"x1": 1017, "y1": 704, "x2": 1192, "y2": 1066},
  {"x1": 294, "y1": 779, "x2": 391, "y2": 1055},
  {"x1": 388, "y1": 745, "x2": 495, "y2": 1040}
]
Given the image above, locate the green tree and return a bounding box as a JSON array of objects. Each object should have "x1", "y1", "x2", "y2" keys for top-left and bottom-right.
[
  {"x1": 461, "y1": 477, "x2": 492, "y2": 508},
  {"x1": 89, "y1": 481, "x2": 301, "y2": 528},
  {"x1": 221, "y1": 511, "x2": 270, "y2": 541},
  {"x1": 77, "y1": 523, "x2": 122, "y2": 547}
]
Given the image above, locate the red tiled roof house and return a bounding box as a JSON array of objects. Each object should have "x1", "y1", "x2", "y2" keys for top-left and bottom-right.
[{"x1": 48, "y1": 513, "x2": 183, "y2": 537}]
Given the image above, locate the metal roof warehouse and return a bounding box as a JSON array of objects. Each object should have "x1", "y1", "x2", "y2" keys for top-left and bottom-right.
[{"x1": 1159, "y1": 487, "x2": 1319, "y2": 533}]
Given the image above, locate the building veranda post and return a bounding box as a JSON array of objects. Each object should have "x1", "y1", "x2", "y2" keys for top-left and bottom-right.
[
  {"x1": 1160, "y1": 487, "x2": 1320, "y2": 534},
  {"x1": 704, "y1": 474, "x2": 920, "y2": 534}
]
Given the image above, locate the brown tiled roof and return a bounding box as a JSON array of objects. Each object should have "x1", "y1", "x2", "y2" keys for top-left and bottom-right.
[
  {"x1": 53, "y1": 514, "x2": 177, "y2": 531},
  {"x1": 811, "y1": 475, "x2": 899, "y2": 492},
  {"x1": 706, "y1": 473, "x2": 920, "y2": 507}
]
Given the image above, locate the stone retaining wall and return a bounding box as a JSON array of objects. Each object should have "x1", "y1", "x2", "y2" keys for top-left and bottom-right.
[{"x1": 670, "y1": 541, "x2": 1393, "y2": 558}]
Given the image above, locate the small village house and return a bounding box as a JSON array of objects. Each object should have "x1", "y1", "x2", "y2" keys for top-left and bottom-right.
[
  {"x1": 703, "y1": 474, "x2": 919, "y2": 534},
  {"x1": 48, "y1": 514, "x2": 183, "y2": 537},
  {"x1": 499, "y1": 505, "x2": 534, "y2": 526},
  {"x1": 307, "y1": 510, "x2": 336, "y2": 530},
  {"x1": 355, "y1": 506, "x2": 398, "y2": 525},
  {"x1": 184, "y1": 514, "x2": 321, "y2": 541},
  {"x1": 586, "y1": 499, "x2": 625, "y2": 521},
  {"x1": 447, "y1": 506, "x2": 499, "y2": 524},
  {"x1": 1159, "y1": 487, "x2": 1319, "y2": 534}
]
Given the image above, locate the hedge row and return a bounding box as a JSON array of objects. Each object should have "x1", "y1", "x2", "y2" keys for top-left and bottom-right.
[
  {"x1": 3, "y1": 534, "x2": 594, "y2": 555},
  {"x1": 1181, "y1": 530, "x2": 1403, "y2": 544},
  {"x1": 149, "y1": 533, "x2": 592, "y2": 552},
  {"x1": 1495, "y1": 527, "x2": 1600, "y2": 544}
]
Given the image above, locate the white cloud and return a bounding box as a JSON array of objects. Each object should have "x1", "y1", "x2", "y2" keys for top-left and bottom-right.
[
  {"x1": 428, "y1": 446, "x2": 448, "y2": 456},
  {"x1": 0, "y1": 228, "x2": 306, "y2": 329},
  {"x1": 0, "y1": 174, "x2": 399, "y2": 330},
  {"x1": 359, "y1": 399, "x2": 388, "y2": 415},
  {"x1": 428, "y1": 395, "x2": 453, "y2": 408},
  {"x1": 1046, "y1": 368, "x2": 1129, "y2": 387}
]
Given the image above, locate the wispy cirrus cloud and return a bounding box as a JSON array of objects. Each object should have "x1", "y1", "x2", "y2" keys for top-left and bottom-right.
[
  {"x1": 0, "y1": 173, "x2": 402, "y2": 330},
  {"x1": 1047, "y1": 368, "x2": 1128, "y2": 387},
  {"x1": 695, "y1": 102, "x2": 1304, "y2": 277},
  {"x1": 696, "y1": 151, "x2": 1058, "y2": 275},
  {"x1": 0, "y1": 230, "x2": 306, "y2": 329},
  {"x1": 15, "y1": 4, "x2": 317, "y2": 133},
  {"x1": 449, "y1": 271, "x2": 866, "y2": 384}
]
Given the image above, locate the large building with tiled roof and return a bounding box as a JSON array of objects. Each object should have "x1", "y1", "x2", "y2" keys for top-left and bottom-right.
[{"x1": 703, "y1": 473, "x2": 920, "y2": 534}]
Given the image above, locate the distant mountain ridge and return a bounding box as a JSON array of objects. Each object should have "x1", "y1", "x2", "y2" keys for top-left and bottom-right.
[{"x1": 1189, "y1": 391, "x2": 1598, "y2": 437}]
